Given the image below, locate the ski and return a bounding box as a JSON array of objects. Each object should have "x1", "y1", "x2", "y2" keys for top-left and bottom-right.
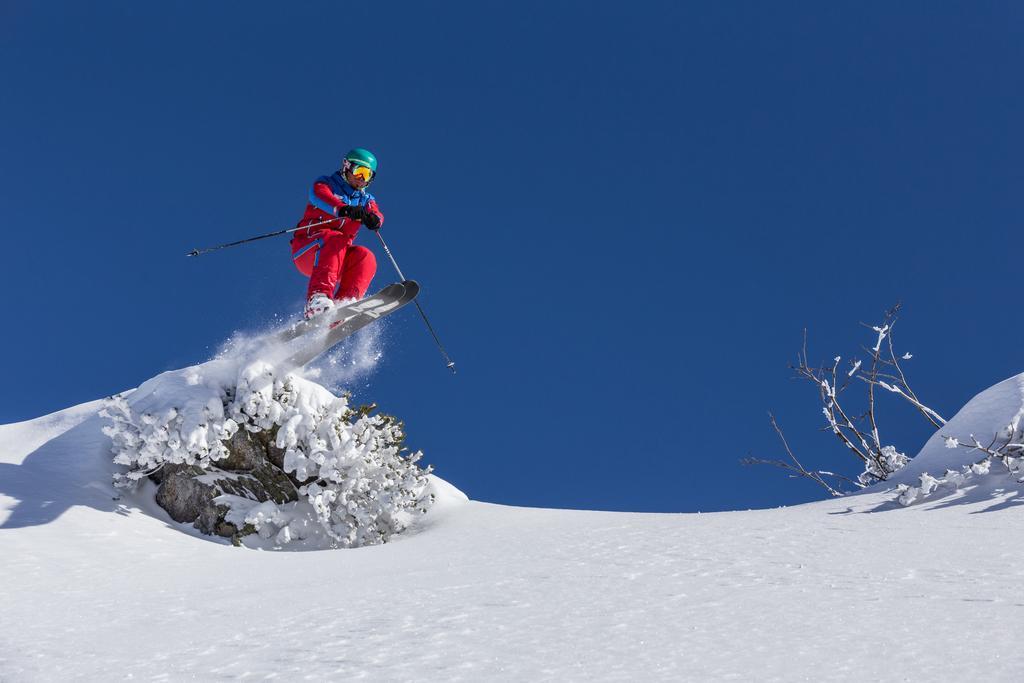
[
  {"x1": 283, "y1": 280, "x2": 420, "y2": 367},
  {"x1": 275, "y1": 282, "x2": 409, "y2": 344}
]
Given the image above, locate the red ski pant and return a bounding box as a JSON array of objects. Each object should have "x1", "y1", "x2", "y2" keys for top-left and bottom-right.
[{"x1": 291, "y1": 231, "x2": 376, "y2": 300}]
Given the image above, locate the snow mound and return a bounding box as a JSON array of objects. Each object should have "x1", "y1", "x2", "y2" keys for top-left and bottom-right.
[
  {"x1": 0, "y1": 399, "x2": 106, "y2": 462},
  {"x1": 875, "y1": 372, "x2": 1024, "y2": 508}
]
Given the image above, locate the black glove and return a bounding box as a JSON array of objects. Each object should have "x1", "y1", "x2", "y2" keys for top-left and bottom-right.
[
  {"x1": 348, "y1": 205, "x2": 370, "y2": 222},
  {"x1": 337, "y1": 204, "x2": 379, "y2": 229},
  {"x1": 362, "y1": 211, "x2": 382, "y2": 231}
]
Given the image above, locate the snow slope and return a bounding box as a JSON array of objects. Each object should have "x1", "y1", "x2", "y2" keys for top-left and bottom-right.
[{"x1": 3, "y1": 375, "x2": 1024, "y2": 681}]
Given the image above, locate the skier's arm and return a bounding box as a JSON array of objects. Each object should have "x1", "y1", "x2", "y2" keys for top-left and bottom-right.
[{"x1": 309, "y1": 181, "x2": 350, "y2": 217}]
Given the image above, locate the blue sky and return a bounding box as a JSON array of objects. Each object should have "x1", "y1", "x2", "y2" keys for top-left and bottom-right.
[{"x1": 1, "y1": 2, "x2": 1021, "y2": 512}]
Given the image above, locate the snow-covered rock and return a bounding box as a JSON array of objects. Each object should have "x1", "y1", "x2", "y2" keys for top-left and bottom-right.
[{"x1": 102, "y1": 349, "x2": 435, "y2": 548}]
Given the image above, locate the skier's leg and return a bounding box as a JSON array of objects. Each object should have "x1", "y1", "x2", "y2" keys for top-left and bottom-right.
[
  {"x1": 335, "y1": 245, "x2": 377, "y2": 300},
  {"x1": 296, "y1": 231, "x2": 349, "y2": 300}
]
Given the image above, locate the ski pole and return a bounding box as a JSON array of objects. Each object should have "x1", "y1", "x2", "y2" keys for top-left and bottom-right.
[
  {"x1": 186, "y1": 218, "x2": 339, "y2": 257},
  {"x1": 374, "y1": 230, "x2": 457, "y2": 374}
]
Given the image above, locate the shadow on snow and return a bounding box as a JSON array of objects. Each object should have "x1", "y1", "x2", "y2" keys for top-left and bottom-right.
[{"x1": 0, "y1": 415, "x2": 120, "y2": 529}]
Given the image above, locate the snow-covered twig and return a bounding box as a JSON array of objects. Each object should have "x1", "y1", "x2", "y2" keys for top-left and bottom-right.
[
  {"x1": 885, "y1": 329, "x2": 945, "y2": 427},
  {"x1": 793, "y1": 341, "x2": 870, "y2": 466},
  {"x1": 870, "y1": 380, "x2": 947, "y2": 428}
]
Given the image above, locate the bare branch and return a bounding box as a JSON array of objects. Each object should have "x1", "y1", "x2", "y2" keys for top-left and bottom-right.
[
  {"x1": 885, "y1": 325, "x2": 946, "y2": 427},
  {"x1": 768, "y1": 411, "x2": 808, "y2": 473},
  {"x1": 753, "y1": 302, "x2": 941, "y2": 496},
  {"x1": 740, "y1": 412, "x2": 847, "y2": 496},
  {"x1": 742, "y1": 456, "x2": 847, "y2": 497}
]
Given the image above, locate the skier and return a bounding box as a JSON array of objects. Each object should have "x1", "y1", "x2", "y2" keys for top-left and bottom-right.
[{"x1": 291, "y1": 148, "x2": 384, "y2": 319}]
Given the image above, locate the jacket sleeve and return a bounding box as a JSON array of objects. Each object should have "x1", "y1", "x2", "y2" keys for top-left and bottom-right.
[
  {"x1": 309, "y1": 181, "x2": 348, "y2": 216},
  {"x1": 366, "y1": 199, "x2": 384, "y2": 228}
]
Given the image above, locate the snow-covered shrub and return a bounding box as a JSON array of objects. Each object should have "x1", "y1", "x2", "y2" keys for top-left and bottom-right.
[
  {"x1": 857, "y1": 445, "x2": 909, "y2": 487},
  {"x1": 102, "y1": 395, "x2": 238, "y2": 486},
  {"x1": 103, "y1": 359, "x2": 433, "y2": 548}
]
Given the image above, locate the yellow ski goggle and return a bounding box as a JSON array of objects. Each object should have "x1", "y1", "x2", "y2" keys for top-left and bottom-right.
[{"x1": 347, "y1": 163, "x2": 374, "y2": 183}]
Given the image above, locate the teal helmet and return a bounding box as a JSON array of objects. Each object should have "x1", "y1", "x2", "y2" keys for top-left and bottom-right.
[{"x1": 343, "y1": 147, "x2": 378, "y2": 173}]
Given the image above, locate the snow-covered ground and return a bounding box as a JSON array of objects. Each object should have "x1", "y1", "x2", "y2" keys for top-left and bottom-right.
[{"x1": 3, "y1": 374, "x2": 1024, "y2": 681}]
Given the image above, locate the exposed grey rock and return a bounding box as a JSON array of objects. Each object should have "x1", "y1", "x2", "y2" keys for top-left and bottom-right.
[
  {"x1": 152, "y1": 428, "x2": 298, "y2": 538},
  {"x1": 218, "y1": 428, "x2": 264, "y2": 471},
  {"x1": 255, "y1": 427, "x2": 292, "y2": 476}
]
